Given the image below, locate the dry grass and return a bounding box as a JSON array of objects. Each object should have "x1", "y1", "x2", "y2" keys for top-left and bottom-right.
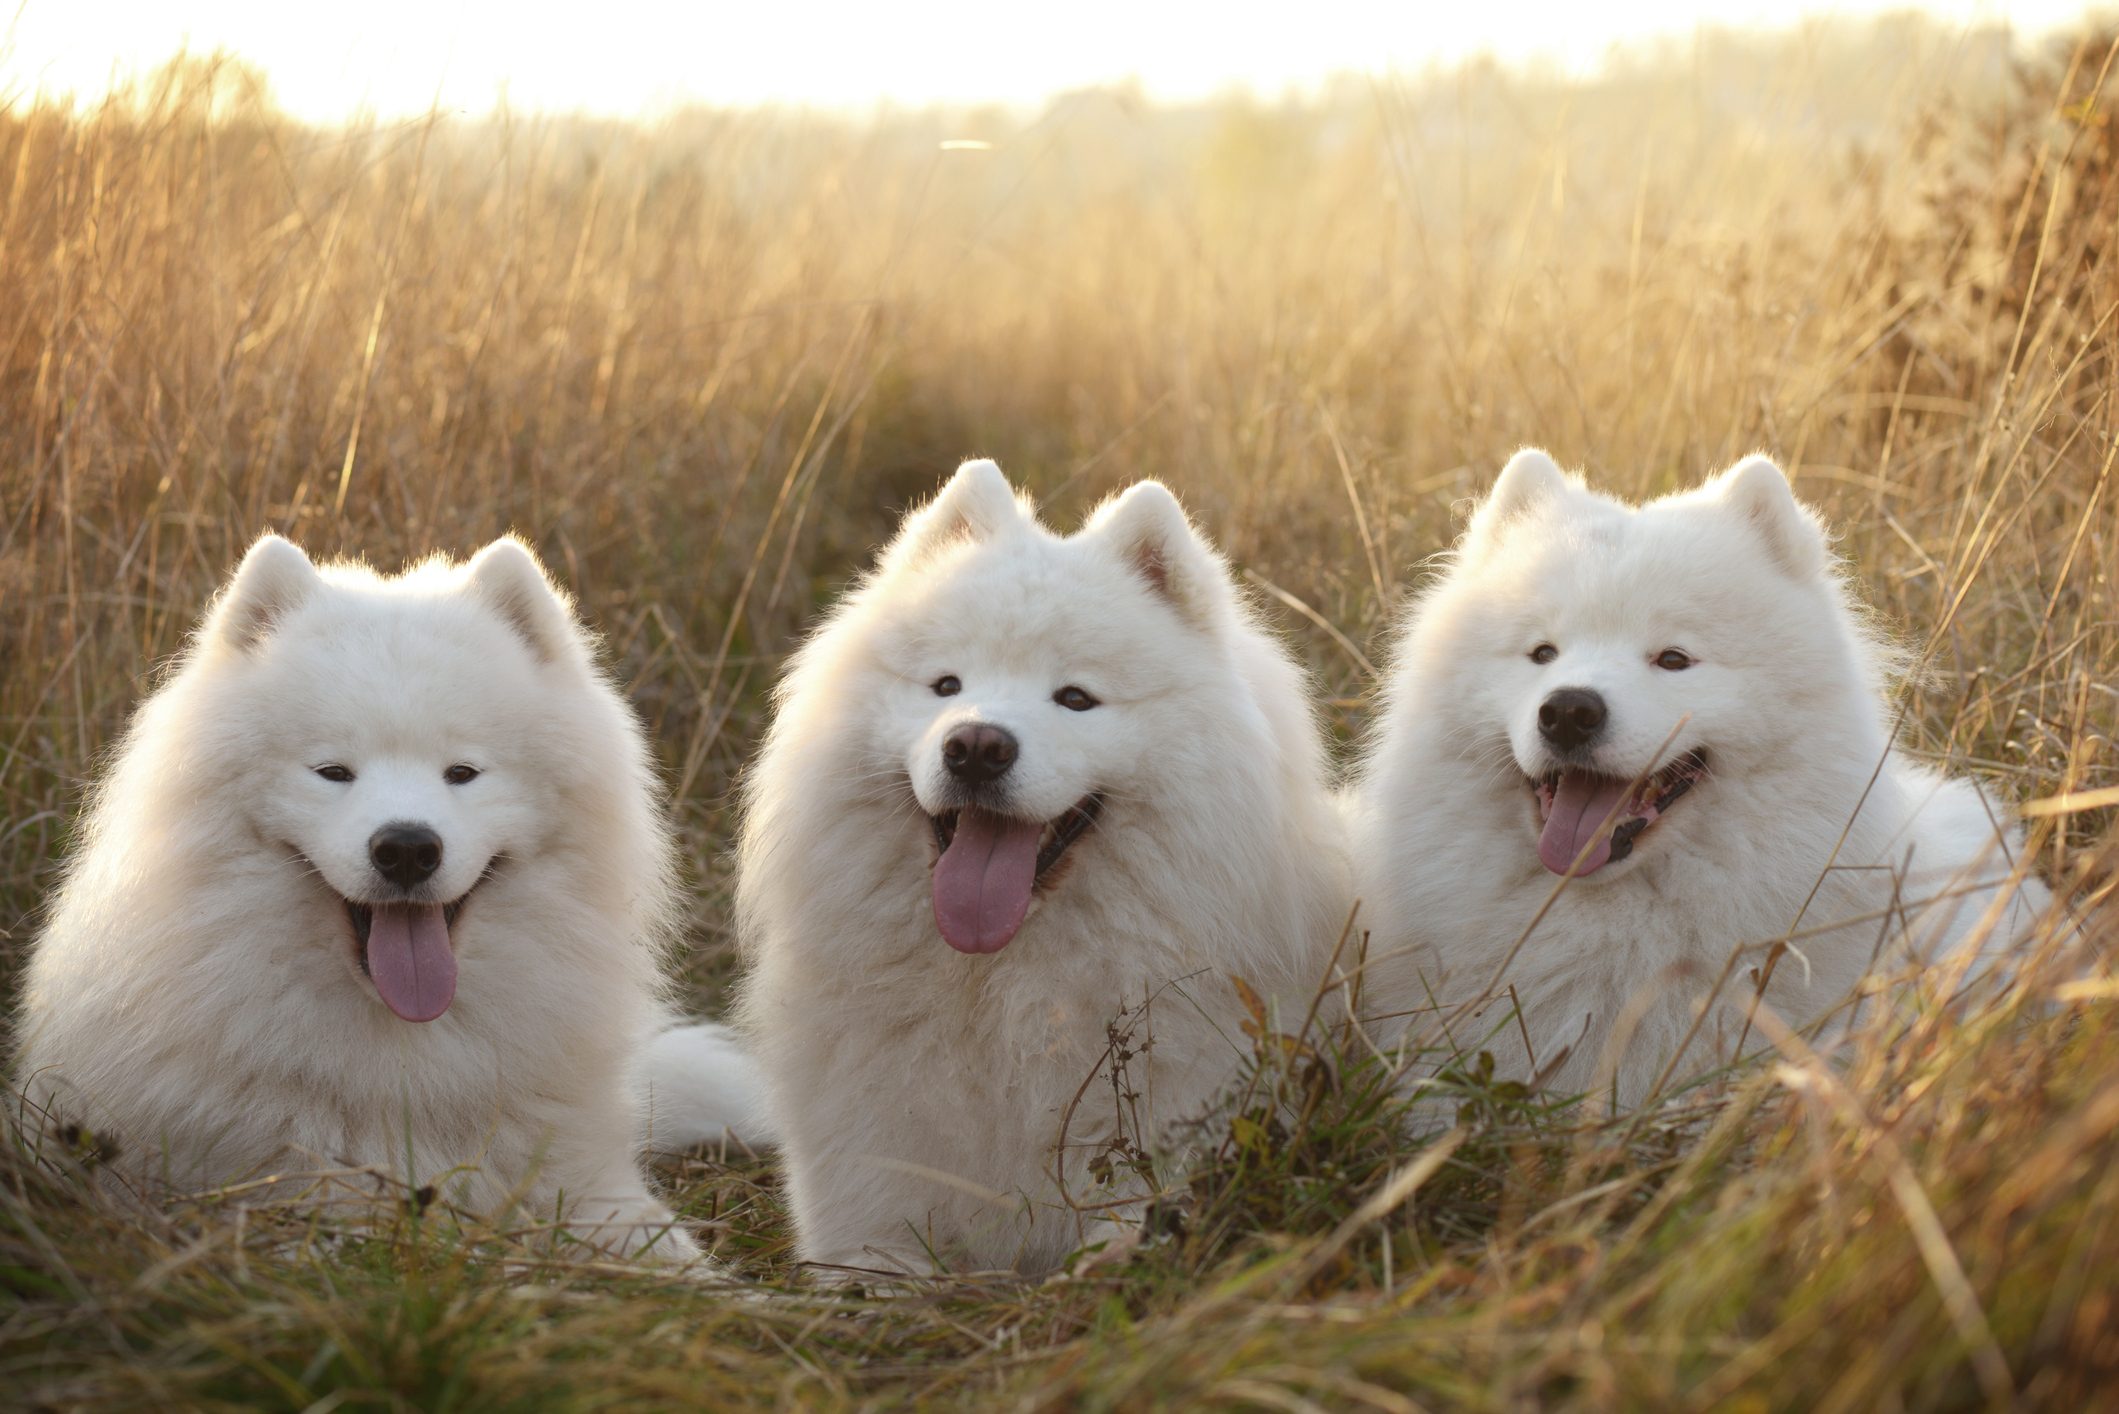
[{"x1": 4, "y1": 15, "x2": 2119, "y2": 1409}]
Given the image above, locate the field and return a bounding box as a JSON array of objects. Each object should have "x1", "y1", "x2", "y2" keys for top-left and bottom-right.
[{"x1": 4, "y1": 16, "x2": 2118, "y2": 1408}]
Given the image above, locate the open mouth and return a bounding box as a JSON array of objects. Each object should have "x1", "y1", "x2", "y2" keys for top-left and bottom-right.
[
  {"x1": 1530, "y1": 749, "x2": 1707, "y2": 877},
  {"x1": 927, "y1": 794, "x2": 1103, "y2": 955},
  {"x1": 341, "y1": 877, "x2": 485, "y2": 1024},
  {"x1": 344, "y1": 895, "x2": 472, "y2": 957}
]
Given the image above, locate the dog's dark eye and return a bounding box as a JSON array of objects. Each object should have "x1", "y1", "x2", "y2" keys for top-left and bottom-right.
[
  {"x1": 1529, "y1": 643, "x2": 1559, "y2": 665},
  {"x1": 1654, "y1": 648, "x2": 1695, "y2": 671},
  {"x1": 444, "y1": 764, "x2": 481, "y2": 785},
  {"x1": 933, "y1": 675, "x2": 962, "y2": 697},
  {"x1": 1054, "y1": 686, "x2": 1100, "y2": 712},
  {"x1": 314, "y1": 764, "x2": 355, "y2": 783}
]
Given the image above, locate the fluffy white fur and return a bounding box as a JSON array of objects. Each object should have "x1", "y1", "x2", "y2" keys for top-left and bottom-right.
[
  {"x1": 14, "y1": 535, "x2": 700, "y2": 1261},
  {"x1": 640, "y1": 1021, "x2": 774, "y2": 1151},
  {"x1": 729, "y1": 459, "x2": 1349, "y2": 1278},
  {"x1": 1350, "y1": 451, "x2": 2051, "y2": 1107}
]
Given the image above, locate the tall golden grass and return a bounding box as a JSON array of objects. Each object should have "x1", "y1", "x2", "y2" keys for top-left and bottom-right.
[{"x1": 2, "y1": 17, "x2": 2116, "y2": 1408}]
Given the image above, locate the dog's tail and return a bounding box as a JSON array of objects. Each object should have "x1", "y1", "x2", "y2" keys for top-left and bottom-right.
[{"x1": 640, "y1": 1022, "x2": 777, "y2": 1151}]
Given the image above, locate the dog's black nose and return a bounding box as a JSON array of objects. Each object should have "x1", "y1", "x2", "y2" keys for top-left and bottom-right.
[
  {"x1": 369, "y1": 824, "x2": 443, "y2": 888},
  {"x1": 1538, "y1": 688, "x2": 1608, "y2": 753},
  {"x1": 942, "y1": 723, "x2": 1018, "y2": 786}
]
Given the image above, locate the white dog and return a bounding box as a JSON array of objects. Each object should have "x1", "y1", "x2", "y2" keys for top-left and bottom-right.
[
  {"x1": 719, "y1": 459, "x2": 1348, "y2": 1278},
  {"x1": 1349, "y1": 451, "x2": 2050, "y2": 1107},
  {"x1": 14, "y1": 535, "x2": 700, "y2": 1261}
]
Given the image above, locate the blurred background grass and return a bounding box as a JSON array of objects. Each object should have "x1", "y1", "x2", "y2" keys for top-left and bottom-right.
[{"x1": 3, "y1": 14, "x2": 2117, "y2": 1407}]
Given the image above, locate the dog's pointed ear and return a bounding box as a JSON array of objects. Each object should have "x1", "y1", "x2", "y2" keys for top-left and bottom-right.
[
  {"x1": 1463, "y1": 448, "x2": 1571, "y2": 559},
  {"x1": 882, "y1": 459, "x2": 1030, "y2": 570},
  {"x1": 1712, "y1": 455, "x2": 1826, "y2": 577},
  {"x1": 467, "y1": 536, "x2": 578, "y2": 662},
  {"x1": 1087, "y1": 481, "x2": 1227, "y2": 627},
  {"x1": 209, "y1": 535, "x2": 319, "y2": 649}
]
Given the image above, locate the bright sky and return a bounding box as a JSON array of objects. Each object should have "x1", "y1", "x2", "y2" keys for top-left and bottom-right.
[{"x1": 0, "y1": 0, "x2": 2098, "y2": 122}]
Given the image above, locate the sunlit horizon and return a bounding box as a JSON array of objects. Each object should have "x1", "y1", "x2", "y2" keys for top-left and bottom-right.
[{"x1": 0, "y1": 0, "x2": 2103, "y2": 123}]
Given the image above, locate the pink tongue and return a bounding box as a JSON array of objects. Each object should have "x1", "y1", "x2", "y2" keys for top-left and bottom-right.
[
  {"x1": 932, "y1": 807, "x2": 1044, "y2": 954},
  {"x1": 1538, "y1": 772, "x2": 1632, "y2": 877},
  {"x1": 365, "y1": 902, "x2": 458, "y2": 1022}
]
